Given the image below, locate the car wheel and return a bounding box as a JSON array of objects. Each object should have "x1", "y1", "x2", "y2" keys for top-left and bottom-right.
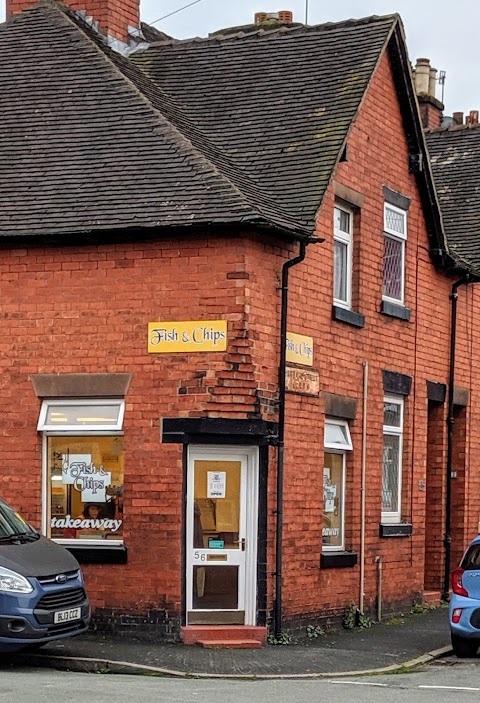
[{"x1": 451, "y1": 634, "x2": 479, "y2": 658}]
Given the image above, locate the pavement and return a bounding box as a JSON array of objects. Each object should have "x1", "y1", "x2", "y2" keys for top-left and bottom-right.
[{"x1": 4, "y1": 606, "x2": 452, "y2": 679}]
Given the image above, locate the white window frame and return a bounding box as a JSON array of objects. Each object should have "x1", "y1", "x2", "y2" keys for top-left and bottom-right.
[
  {"x1": 38, "y1": 399, "x2": 125, "y2": 546},
  {"x1": 323, "y1": 419, "x2": 352, "y2": 552},
  {"x1": 41, "y1": 432, "x2": 124, "y2": 546},
  {"x1": 324, "y1": 418, "x2": 353, "y2": 452},
  {"x1": 333, "y1": 203, "x2": 354, "y2": 309},
  {"x1": 381, "y1": 396, "x2": 404, "y2": 524},
  {"x1": 37, "y1": 398, "x2": 125, "y2": 432},
  {"x1": 382, "y1": 203, "x2": 407, "y2": 305}
]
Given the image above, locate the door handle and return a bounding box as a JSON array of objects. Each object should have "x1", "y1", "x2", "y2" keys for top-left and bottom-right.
[{"x1": 233, "y1": 538, "x2": 246, "y2": 551}]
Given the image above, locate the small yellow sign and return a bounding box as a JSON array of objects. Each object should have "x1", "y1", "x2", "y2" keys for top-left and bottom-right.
[
  {"x1": 148, "y1": 321, "x2": 227, "y2": 353},
  {"x1": 286, "y1": 331, "x2": 314, "y2": 366}
]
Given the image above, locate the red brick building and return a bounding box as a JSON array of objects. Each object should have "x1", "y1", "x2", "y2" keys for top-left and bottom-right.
[{"x1": 1, "y1": 0, "x2": 480, "y2": 644}]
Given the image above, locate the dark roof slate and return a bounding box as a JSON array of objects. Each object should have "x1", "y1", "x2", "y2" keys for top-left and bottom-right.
[
  {"x1": 426, "y1": 125, "x2": 480, "y2": 273},
  {"x1": 0, "y1": 3, "x2": 398, "y2": 240},
  {"x1": 131, "y1": 16, "x2": 398, "y2": 234},
  {"x1": 140, "y1": 22, "x2": 171, "y2": 44},
  {"x1": 0, "y1": 2, "x2": 263, "y2": 239}
]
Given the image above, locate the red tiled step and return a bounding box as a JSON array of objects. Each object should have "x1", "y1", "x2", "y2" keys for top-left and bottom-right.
[
  {"x1": 197, "y1": 639, "x2": 263, "y2": 649},
  {"x1": 181, "y1": 625, "x2": 267, "y2": 646}
]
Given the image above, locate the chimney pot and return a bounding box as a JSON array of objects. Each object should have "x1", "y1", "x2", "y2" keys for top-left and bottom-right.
[
  {"x1": 414, "y1": 58, "x2": 431, "y2": 95},
  {"x1": 278, "y1": 10, "x2": 293, "y2": 22},
  {"x1": 466, "y1": 110, "x2": 479, "y2": 125},
  {"x1": 428, "y1": 67, "x2": 437, "y2": 100},
  {"x1": 453, "y1": 111, "x2": 464, "y2": 125},
  {"x1": 254, "y1": 10, "x2": 293, "y2": 24}
]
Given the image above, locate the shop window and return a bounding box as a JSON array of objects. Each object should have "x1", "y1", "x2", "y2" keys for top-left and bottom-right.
[
  {"x1": 381, "y1": 396, "x2": 404, "y2": 523},
  {"x1": 323, "y1": 419, "x2": 353, "y2": 551},
  {"x1": 38, "y1": 400, "x2": 125, "y2": 544}
]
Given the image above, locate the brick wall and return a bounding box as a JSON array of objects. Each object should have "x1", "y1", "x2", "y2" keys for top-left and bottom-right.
[
  {"x1": 424, "y1": 401, "x2": 447, "y2": 592},
  {"x1": 451, "y1": 406, "x2": 468, "y2": 569},
  {"x1": 0, "y1": 47, "x2": 478, "y2": 633},
  {"x1": 247, "y1": 49, "x2": 480, "y2": 622},
  {"x1": 0, "y1": 236, "x2": 262, "y2": 618}
]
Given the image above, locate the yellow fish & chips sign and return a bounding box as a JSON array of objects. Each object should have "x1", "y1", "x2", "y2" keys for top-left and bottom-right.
[
  {"x1": 148, "y1": 321, "x2": 227, "y2": 353},
  {"x1": 286, "y1": 331, "x2": 314, "y2": 366}
]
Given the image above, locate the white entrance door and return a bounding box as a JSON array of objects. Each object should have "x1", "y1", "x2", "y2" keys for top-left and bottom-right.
[{"x1": 186, "y1": 446, "x2": 258, "y2": 626}]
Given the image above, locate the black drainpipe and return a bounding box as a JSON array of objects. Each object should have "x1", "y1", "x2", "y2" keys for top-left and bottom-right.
[
  {"x1": 442, "y1": 273, "x2": 470, "y2": 602},
  {"x1": 274, "y1": 236, "x2": 320, "y2": 639}
]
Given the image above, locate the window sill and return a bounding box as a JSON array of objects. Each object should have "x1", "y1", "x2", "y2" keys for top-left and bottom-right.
[
  {"x1": 321, "y1": 551, "x2": 358, "y2": 568},
  {"x1": 332, "y1": 305, "x2": 365, "y2": 328},
  {"x1": 380, "y1": 300, "x2": 411, "y2": 321},
  {"x1": 379, "y1": 523, "x2": 412, "y2": 538},
  {"x1": 66, "y1": 544, "x2": 128, "y2": 564}
]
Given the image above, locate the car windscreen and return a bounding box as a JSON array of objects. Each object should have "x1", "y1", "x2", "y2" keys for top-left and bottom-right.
[
  {"x1": 461, "y1": 543, "x2": 480, "y2": 570},
  {"x1": 0, "y1": 498, "x2": 35, "y2": 538}
]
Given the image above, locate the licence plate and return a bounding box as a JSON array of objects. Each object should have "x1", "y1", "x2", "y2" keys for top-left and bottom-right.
[{"x1": 54, "y1": 607, "x2": 81, "y2": 624}]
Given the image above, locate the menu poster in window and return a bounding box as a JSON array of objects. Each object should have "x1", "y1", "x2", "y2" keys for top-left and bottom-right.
[
  {"x1": 62, "y1": 454, "x2": 111, "y2": 502},
  {"x1": 323, "y1": 467, "x2": 336, "y2": 513},
  {"x1": 207, "y1": 471, "x2": 226, "y2": 499}
]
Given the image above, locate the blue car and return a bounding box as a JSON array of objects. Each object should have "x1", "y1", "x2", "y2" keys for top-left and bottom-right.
[
  {"x1": 450, "y1": 535, "x2": 480, "y2": 657},
  {"x1": 0, "y1": 497, "x2": 90, "y2": 653}
]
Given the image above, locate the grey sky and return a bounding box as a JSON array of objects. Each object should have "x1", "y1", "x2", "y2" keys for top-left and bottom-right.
[
  {"x1": 0, "y1": 1, "x2": 476, "y2": 115},
  {"x1": 142, "y1": 0, "x2": 477, "y2": 116}
]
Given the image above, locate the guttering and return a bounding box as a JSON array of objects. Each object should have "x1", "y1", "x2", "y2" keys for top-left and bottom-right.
[
  {"x1": 442, "y1": 273, "x2": 471, "y2": 602},
  {"x1": 274, "y1": 235, "x2": 322, "y2": 639}
]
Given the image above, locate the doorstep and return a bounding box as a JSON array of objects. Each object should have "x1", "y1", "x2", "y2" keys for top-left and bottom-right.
[{"x1": 181, "y1": 625, "x2": 267, "y2": 648}]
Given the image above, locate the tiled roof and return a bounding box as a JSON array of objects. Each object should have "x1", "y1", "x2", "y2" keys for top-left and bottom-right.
[
  {"x1": 426, "y1": 125, "x2": 480, "y2": 273},
  {"x1": 140, "y1": 22, "x2": 171, "y2": 44},
  {"x1": 131, "y1": 16, "x2": 398, "y2": 236},
  {"x1": 0, "y1": 3, "x2": 398, "y2": 240},
  {"x1": 4, "y1": 2, "x2": 453, "y2": 254},
  {"x1": 0, "y1": 2, "x2": 263, "y2": 239}
]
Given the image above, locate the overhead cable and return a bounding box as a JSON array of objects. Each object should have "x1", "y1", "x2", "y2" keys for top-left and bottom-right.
[{"x1": 150, "y1": 0, "x2": 206, "y2": 25}]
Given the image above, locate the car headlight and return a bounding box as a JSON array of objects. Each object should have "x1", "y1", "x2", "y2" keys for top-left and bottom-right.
[{"x1": 0, "y1": 567, "x2": 33, "y2": 594}]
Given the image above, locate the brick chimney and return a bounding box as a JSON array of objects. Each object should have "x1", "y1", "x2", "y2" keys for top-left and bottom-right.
[
  {"x1": 254, "y1": 10, "x2": 294, "y2": 26},
  {"x1": 443, "y1": 110, "x2": 479, "y2": 128},
  {"x1": 413, "y1": 58, "x2": 444, "y2": 129},
  {"x1": 466, "y1": 110, "x2": 479, "y2": 125},
  {"x1": 6, "y1": 0, "x2": 140, "y2": 44}
]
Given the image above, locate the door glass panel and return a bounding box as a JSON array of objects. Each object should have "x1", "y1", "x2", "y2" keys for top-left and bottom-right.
[
  {"x1": 193, "y1": 566, "x2": 239, "y2": 610},
  {"x1": 193, "y1": 460, "x2": 241, "y2": 550}
]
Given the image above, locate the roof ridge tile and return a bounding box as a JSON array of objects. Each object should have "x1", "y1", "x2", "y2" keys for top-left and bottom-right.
[
  {"x1": 145, "y1": 13, "x2": 398, "y2": 47},
  {"x1": 427, "y1": 122, "x2": 480, "y2": 134}
]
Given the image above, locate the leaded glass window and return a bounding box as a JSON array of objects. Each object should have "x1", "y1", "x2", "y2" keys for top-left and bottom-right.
[
  {"x1": 382, "y1": 397, "x2": 404, "y2": 523},
  {"x1": 382, "y1": 204, "x2": 407, "y2": 304}
]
